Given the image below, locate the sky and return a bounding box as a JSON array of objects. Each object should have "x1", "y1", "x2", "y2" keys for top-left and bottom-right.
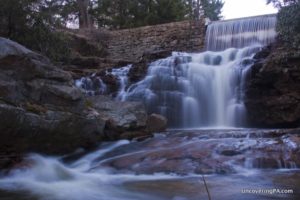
[{"x1": 222, "y1": 0, "x2": 278, "y2": 19}]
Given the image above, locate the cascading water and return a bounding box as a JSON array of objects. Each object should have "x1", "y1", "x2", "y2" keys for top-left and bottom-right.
[
  {"x1": 122, "y1": 14, "x2": 277, "y2": 128},
  {"x1": 75, "y1": 73, "x2": 107, "y2": 96},
  {"x1": 205, "y1": 14, "x2": 277, "y2": 51},
  {"x1": 75, "y1": 65, "x2": 132, "y2": 98},
  {"x1": 110, "y1": 65, "x2": 132, "y2": 101}
]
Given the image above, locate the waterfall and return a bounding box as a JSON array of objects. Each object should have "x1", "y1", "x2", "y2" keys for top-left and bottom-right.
[
  {"x1": 122, "y1": 15, "x2": 277, "y2": 128},
  {"x1": 74, "y1": 15, "x2": 277, "y2": 128},
  {"x1": 205, "y1": 14, "x2": 277, "y2": 51}
]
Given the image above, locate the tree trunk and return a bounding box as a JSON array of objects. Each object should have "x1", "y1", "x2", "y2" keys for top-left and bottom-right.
[
  {"x1": 195, "y1": 0, "x2": 201, "y2": 20},
  {"x1": 77, "y1": 0, "x2": 92, "y2": 29}
]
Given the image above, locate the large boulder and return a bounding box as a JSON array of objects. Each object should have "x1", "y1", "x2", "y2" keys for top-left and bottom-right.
[
  {"x1": 0, "y1": 37, "x2": 106, "y2": 155},
  {"x1": 0, "y1": 103, "x2": 105, "y2": 154},
  {"x1": 146, "y1": 113, "x2": 168, "y2": 133},
  {"x1": 0, "y1": 37, "x2": 156, "y2": 159},
  {"x1": 87, "y1": 96, "x2": 148, "y2": 139},
  {"x1": 244, "y1": 44, "x2": 300, "y2": 127}
]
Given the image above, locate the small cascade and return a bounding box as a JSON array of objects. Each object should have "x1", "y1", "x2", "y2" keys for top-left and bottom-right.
[
  {"x1": 75, "y1": 65, "x2": 131, "y2": 98},
  {"x1": 110, "y1": 65, "x2": 132, "y2": 101},
  {"x1": 205, "y1": 14, "x2": 277, "y2": 51},
  {"x1": 75, "y1": 74, "x2": 107, "y2": 96}
]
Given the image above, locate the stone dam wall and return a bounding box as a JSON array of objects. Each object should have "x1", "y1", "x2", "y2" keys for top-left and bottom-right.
[{"x1": 107, "y1": 19, "x2": 206, "y2": 62}]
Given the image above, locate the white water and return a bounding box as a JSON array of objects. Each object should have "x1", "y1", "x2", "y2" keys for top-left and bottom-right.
[
  {"x1": 0, "y1": 131, "x2": 299, "y2": 200},
  {"x1": 0, "y1": 141, "x2": 180, "y2": 200},
  {"x1": 205, "y1": 14, "x2": 277, "y2": 51},
  {"x1": 120, "y1": 15, "x2": 277, "y2": 128},
  {"x1": 75, "y1": 65, "x2": 132, "y2": 98},
  {"x1": 123, "y1": 46, "x2": 260, "y2": 128},
  {"x1": 110, "y1": 65, "x2": 132, "y2": 101},
  {"x1": 75, "y1": 73, "x2": 107, "y2": 96}
]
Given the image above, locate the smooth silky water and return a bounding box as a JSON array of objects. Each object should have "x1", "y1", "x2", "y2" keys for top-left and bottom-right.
[
  {"x1": 124, "y1": 46, "x2": 259, "y2": 128},
  {"x1": 1, "y1": 14, "x2": 300, "y2": 200},
  {"x1": 0, "y1": 130, "x2": 299, "y2": 200}
]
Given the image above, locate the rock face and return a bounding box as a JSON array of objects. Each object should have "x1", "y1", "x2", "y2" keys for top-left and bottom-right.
[
  {"x1": 245, "y1": 44, "x2": 300, "y2": 127},
  {"x1": 0, "y1": 37, "x2": 105, "y2": 155},
  {"x1": 0, "y1": 37, "x2": 165, "y2": 160},
  {"x1": 87, "y1": 96, "x2": 148, "y2": 139}
]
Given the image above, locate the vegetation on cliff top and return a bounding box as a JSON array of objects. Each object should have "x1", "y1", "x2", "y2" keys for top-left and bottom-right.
[
  {"x1": 0, "y1": 0, "x2": 71, "y2": 61},
  {"x1": 267, "y1": 0, "x2": 300, "y2": 49}
]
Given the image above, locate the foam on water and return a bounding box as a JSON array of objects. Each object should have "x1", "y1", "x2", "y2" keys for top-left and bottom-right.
[
  {"x1": 0, "y1": 141, "x2": 181, "y2": 200},
  {"x1": 123, "y1": 46, "x2": 260, "y2": 128}
]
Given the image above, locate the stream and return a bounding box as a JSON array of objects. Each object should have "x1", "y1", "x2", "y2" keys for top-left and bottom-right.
[{"x1": 0, "y1": 129, "x2": 299, "y2": 200}]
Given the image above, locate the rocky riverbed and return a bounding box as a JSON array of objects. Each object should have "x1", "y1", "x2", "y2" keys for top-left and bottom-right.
[{"x1": 0, "y1": 128, "x2": 299, "y2": 200}]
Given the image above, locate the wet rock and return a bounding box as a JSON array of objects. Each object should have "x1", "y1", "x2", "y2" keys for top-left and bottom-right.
[
  {"x1": 46, "y1": 85, "x2": 83, "y2": 101},
  {"x1": 0, "y1": 37, "x2": 152, "y2": 157},
  {"x1": 0, "y1": 102, "x2": 106, "y2": 154},
  {"x1": 245, "y1": 43, "x2": 300, "y2": 127},
  {"x1": 218, "y1": 149, "x2": 242, "y2": 156},
  {"x1": 98, "y1": 73, "x2": 119, "y2": 94},
  {"x1": 253, "y1": 45, "x2": 271, "y2": 60},
  {"x1": 283, "y1": 134, "x2": 300, "y2": 151},
  {"x1": 129, "y1": 50, "x2": 172, "y2": 82},
  {"x1": 119, "y1": 131, "x2": 150, "y2": 140},
  {"x1": 97, "y1": 129, "x2": 300, "y2": 175},
  {"x1": 250, "y1": 157, "x2": 281, "y2": 169},
  {"x1": 88, "y1": 96, "x2": 148, "y2": 133},
  {"x1": 146, "y1": 113, "x2": 167, "y2": 133}
]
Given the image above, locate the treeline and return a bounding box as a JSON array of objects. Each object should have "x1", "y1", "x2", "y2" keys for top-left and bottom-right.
[
  {"x1": 0, "y1": 0, "x2": 224, "y2": 31},
  {"x1": 0, "y1": 0, "x2": 223, "y2": 60},
  {"x1": 93, "y1": 0, "x2": 224, "y2": 29}
]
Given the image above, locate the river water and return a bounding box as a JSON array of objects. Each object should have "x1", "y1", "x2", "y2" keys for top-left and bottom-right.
[{"x1": 0, "y1": 129, "x2": 299, "y2": 200}]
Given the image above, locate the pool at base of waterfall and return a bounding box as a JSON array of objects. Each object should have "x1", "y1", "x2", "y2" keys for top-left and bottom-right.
[{"x1": 0, "y1": 129, "x2": 299, "y2": 200}]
